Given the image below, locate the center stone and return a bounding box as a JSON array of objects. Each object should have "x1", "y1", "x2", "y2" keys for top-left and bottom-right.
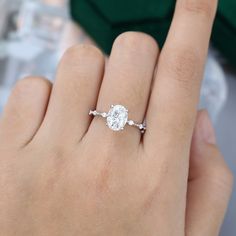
[{"x1": 106, "y1": 105, "x2": 128, "y2": 131}]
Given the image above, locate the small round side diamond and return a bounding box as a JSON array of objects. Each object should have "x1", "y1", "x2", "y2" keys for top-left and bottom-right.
[{"x1": 128, "y1": 120, "x2": 134, "y2": 126}]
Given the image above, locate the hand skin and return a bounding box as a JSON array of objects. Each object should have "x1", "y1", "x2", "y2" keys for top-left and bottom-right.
[{"x1": 0, "y1": 0, "x2": 234, "y2": 235}]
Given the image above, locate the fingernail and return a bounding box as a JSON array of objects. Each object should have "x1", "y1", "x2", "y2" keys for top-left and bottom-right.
[{"x1": 198, "y1": 110, "x2": 216, "y2": 144}]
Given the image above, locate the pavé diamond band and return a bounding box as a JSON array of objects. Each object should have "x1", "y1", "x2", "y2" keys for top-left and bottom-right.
[{"x1": 89, "y1": 105, "x2": 146, "y2": 133}]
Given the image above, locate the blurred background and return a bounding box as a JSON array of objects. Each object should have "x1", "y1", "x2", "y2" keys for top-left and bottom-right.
[{"x1": 0, "y1": 0, "x2": 235, "y2": 235}]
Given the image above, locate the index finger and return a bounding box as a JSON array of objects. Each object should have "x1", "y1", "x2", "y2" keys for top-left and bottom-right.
[{"x1": 144, "y1": 0, "x2": 218, "y2": 152}]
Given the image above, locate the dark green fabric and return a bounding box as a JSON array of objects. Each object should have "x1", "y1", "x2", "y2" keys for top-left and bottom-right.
[
  {"x1": 71, "y1": 0, "x2": 113, "y2": 53},
  {"x1": 70, "y1": 0, "x2": 174, "y2": 54},
  {"x1": 212, "y1": 0, "x2": 236, "y2": 68},
  {"x1": 218, "y1": 0, "x2": 236, "y2": 29},
  {"x1": 70, "y1": 0, "x2": 236, "y2": 68},
  {"x1": 89, "y1": 0, "x2": 174, "y2": 24}
]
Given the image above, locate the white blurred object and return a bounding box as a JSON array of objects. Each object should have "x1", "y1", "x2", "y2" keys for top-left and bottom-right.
[
  {"x1": 0, "y1": 0, "x2": 23, "y2": 39},
  {"x1": 17, "y1": 0, "x2": 68, "y2": 49},
  {"x1": 200, "y1": 49, "x2": 228, "y2": 123},
  {"x1": 58, "y1": 21, "x2": 96, "y2": 57},
  {"x1": 0, "y1": 0, "x2": 68, "y2": 112},
  {"x1": 0, "y1": 0, "x2": 8, "y2": 38},
  {"x1": 41, "y1": 0, "x2": 67, "y2": 6}
]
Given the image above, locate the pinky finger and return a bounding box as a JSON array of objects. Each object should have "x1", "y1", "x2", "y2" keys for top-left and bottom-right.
[{"x1": 186, "y1": 110, "x2": 234, "y2": 236}]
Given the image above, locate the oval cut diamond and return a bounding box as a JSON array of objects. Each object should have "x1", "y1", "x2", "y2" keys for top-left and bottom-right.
[{"x1": 106, "y1": 105, "x2": 128, "y2": 131}]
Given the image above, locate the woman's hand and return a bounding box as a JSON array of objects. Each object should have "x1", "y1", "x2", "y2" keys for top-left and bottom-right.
[{"x1": 0, "y1": 0, "x2": 233, "y2": 235}]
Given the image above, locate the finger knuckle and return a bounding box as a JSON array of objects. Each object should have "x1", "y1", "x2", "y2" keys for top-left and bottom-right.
[
  {"x1": 63, "y1": 44, "x2": 104, "y2": 65},
  {"x1": 13, "y1": 77, "x2": 50, "y2": 98},
  {"x1": 184, "y1": 0, "x2": 217, "y2": 18},
  {"x1": 220, "y1": 166, "x2": 234, "y2": 187},
  {"x1": 114, "y1": 31, "x2": 158, "y2": 54},
  {"x1": 61, "y1": 44, "x2": 104, "y2": 88},
  {"x1": 164, "y1": 47, "x2": 200, "y2": 91},
  {"x1": 210, "y1": 163, "x2": 234, "y2": 190},
  {"x1": 113, "y1": 71, "x2": 146, "y2": 105}
]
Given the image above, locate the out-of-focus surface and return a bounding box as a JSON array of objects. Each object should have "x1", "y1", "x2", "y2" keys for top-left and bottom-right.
[
  {"x1": 0, "y1": 0, "x2": 69, "y2": 110},
  {"x1": 217, "y1": 70, "x2": 236, "y2": 236}
]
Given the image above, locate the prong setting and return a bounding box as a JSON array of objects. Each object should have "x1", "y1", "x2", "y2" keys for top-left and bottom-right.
[{"x1": 89, "y1": 104, "x2": 145, "y2": 133}]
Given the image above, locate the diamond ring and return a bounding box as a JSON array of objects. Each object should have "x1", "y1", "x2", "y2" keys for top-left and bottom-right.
[{"x1": 89, "y1": 105, "x2": 146, "y2": 133}]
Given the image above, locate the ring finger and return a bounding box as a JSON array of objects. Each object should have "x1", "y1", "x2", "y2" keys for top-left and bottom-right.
[{"x1": 88, "y1": 32, "x2": 159, "y2": 147}]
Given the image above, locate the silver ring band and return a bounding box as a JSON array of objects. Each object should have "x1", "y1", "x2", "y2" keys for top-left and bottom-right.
[{"x1": 89, "y1": 105, "x2": 146, "y2": 134}]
